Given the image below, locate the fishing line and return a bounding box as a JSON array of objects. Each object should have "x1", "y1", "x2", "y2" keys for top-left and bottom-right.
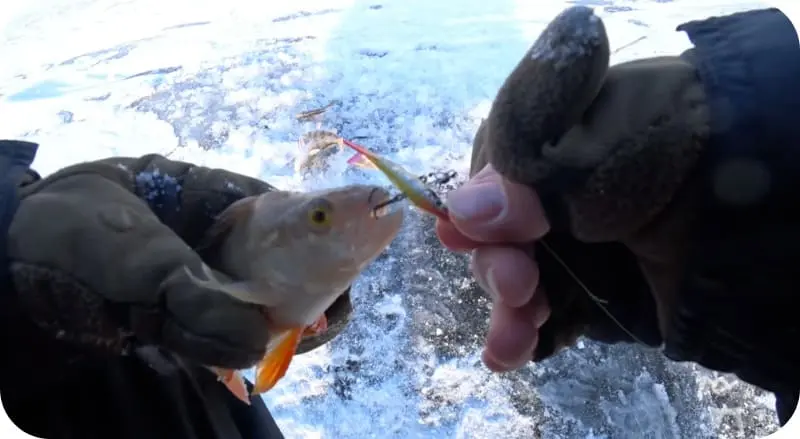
[{"x1": 539, "y1": 239, "x2": 646, "y2": 346}]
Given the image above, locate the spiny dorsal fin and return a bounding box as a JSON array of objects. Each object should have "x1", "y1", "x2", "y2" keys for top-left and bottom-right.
[{"x1": 195, "y1": 195, "x2": 258, "y2": 253}]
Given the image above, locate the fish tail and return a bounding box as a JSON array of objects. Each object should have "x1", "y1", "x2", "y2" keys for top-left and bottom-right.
[
  {"x1": 341, "y1": 138, "x2": 374, "y2": 158},
  {"x1": 347, "y1": 152, "x2": 379, "y2": 170},
  {"x1": 251, "y1": 327, "x2": 304, "y2": 394},
  {"x1": 343, "y1": 139, "x2": 412, "y2": 187},
  {"x1": 342, "y1": 138, "x2": 382, "y2": 171}
]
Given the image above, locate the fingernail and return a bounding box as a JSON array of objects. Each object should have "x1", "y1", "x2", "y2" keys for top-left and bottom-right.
[
  {"x1": 447, "y1": 182, "x2": 507, "y2": 223},
  {"x1": 482, "y1": 349, "x2": 512, "y2": 372},
  {"x1": 533, "y1": 304, "x2": 550, "y2": 328},
  {"x1": 485, "y1": 268, "x2": 502, "y2": 303}
]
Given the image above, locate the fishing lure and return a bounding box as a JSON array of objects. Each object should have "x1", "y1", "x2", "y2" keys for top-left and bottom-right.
[{"x1": 342, "y1": 138, "x2": 451, "y2": 221}]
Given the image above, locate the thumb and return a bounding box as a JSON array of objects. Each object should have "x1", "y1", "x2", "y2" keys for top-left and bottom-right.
[{"x1": 446, "y1": 164, "x2": 550, "y2": 243}]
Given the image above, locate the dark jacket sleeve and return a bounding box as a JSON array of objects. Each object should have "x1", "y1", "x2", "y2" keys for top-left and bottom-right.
[
  {"x1": 0, "y1": 140, "x2": 39, "y2": 276},
  {"x1": 662, "y1": 8, "x2": 800, "y2": 424},
  {"x1": 0, "y1": 139, "x2": 39, "y2": 329}
]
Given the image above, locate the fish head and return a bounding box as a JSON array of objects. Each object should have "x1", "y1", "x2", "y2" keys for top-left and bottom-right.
[
  {"x1": 193, "y1": 185, "x2": 404, "y2": 328},
  {"x1": 248, "y1": 184, "x2": 404, "y2": 295}
]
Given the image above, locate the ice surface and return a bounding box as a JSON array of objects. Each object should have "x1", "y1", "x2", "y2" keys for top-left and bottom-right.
[{"x1": 0, "y1": 0, "x2": 784, "y2": 438}]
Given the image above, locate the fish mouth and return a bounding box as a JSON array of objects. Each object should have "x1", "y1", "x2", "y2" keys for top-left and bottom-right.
[
  {"x1": 367, "y1": 187, "x2": 392, "y2": 207},
  {"x1": 368, "y1": 187, "x2": 404, "y2": 219}
]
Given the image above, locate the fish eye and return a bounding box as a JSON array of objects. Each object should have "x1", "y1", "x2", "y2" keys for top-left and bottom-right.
[{"x1": 308, "y1": 206, "x2": 331, "y2": 225}]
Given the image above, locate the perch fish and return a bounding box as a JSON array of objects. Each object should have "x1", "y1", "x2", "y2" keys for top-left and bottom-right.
[{"x1": 185, "y1": 184, "x2": 405, "y2": 401}]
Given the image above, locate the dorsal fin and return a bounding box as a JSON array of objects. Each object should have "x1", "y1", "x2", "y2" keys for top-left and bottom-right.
[{"x1": 195, "y1": 196, "x2": 258, "y2": 253}]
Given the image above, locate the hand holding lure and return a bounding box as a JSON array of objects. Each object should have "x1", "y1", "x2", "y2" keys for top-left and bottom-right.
[
  {"x1": 342, "y1": 137, "x2": 638, "y2": 343},
  {"x1": 341, "y1": 138, "x2": 451, "y2": 221}
]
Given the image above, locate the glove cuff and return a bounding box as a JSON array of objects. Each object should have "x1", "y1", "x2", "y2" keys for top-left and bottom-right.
[{"x1": 664, "y1": 8, "x2": 800, "y2": 397}]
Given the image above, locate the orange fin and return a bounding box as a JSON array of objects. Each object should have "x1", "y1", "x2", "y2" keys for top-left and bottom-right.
[
  {"x1": 252, "y1": 327, "x2": 304, "y2": 394},
  {"x1": 223, "y1": 372, "x2": 251, "y2": 405},
  {"x1": 210, "y1": 367, "x2": 251, "y2": 405},
  {"x1": 303, "y1": 314, "x2": 328, "y2": 336},
  {"x1": 347, "y1": 152, "x2": 378, "y2": 170}
]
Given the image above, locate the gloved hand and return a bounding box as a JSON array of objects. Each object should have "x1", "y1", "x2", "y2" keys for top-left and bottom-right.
[
  {"x1": 5, "y1": 149, "x2": 353, "y2": 372},
  {"x1": 443, "y1": 6, "x2": 800, "y2": 427},
  {"x1": 449, "y1": 8, "x2": 800, "y2": 414},
  {"x1": 445, "y1": 5, "x2": 708, "y2": 365}
]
